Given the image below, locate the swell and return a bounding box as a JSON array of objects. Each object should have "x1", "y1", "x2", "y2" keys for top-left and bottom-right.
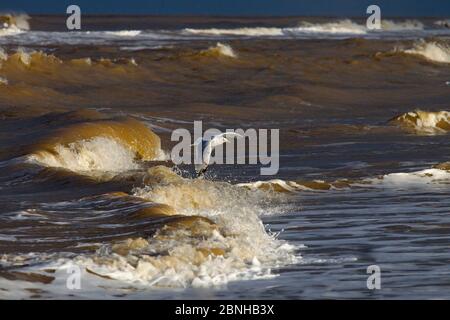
[
  {"x1": 5, "y1": 158, "x2": 450, "y2": 290},
  {"x1": 70, "y1": 166, "x2": 296, "y2": 287},
  {"x1": 238, "y1": 166, "x2": 450, "y2": 194},
  {"x1": 0, "y1": 109, "x2": 165, "y2": 180},
  {"x1": 373, "y1": 40, "x2": 449, "y2": 64},
  {"x1": 0, "y1": 47, "x2": 139, "y2": 89},
  {"x1": 0, "y1": 48, "x2": 138, "y2": 70},
  {"x1": 184, "y1": 19, "x2": 426, "y2": 37},
  {"x1": 0, "y1": 14, "x2": 29, "y2": 37},
  {"x1": 0, "y1": 165, "x2": 298, "y2": 289},
  {"x1": 390, "y1": 110, "x2": 450, "y2": 135},
  {"x1": 198, "y1": 42, "x2": 237, "y2": 58},
  {"x1": 27, "y1": 117, "x2": 164, "y2": 175},
  {"x1": 403, "y1": 41, "x2": 450, "y2": 64},
  {"x1": 3, "y1": 119, "x2": 450, "y2": 292}
]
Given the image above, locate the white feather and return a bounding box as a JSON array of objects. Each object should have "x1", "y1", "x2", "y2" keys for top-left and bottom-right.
[{"x1": 191, "y1": 132, "x2": 243, "y2": 174}]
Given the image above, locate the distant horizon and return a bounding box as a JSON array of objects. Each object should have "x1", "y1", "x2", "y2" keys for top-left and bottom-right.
[
  {"x1": 3, "y1": 13, "x2": 449, "y2": 19},
  {"x1": 0, "y1": 1, "x2": 449, "y2": 17}
]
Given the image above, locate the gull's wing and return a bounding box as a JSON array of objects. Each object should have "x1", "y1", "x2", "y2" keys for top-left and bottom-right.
[
  {"x1": 214, "y1": 132, "x2": 243, "y2": 140},
  {"x1": 222, "y1": 132, "x2": 243, "y2": 139},
  {"x1": 209, "y1": 132, "x2": 243, "y2": 148}
]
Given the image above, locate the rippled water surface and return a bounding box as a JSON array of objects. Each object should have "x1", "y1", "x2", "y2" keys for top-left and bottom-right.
[{"x1": 1, "y1": 14, "x2": 450, "y2": 299}]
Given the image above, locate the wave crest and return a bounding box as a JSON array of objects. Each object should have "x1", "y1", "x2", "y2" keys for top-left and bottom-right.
[
  {"x1": 0, "y1": 47, "x2": 138, "y2": 69},
  {"x1": 28, "y1": 137, "x2": 141, "y2": 174},
  {"x1": 0, "y1": 13, "x2": 29, "y2": 37},
  {"x1": 28, "y1": 118, "x2": 164, "y2": 175},
  {"x1": 104, "y1": 30, "x2": 142, "y2": 37},
  {"x1": 403, "y1": 41, "x2": 450, "y2": 64},
  {"x1": 295, "y1": 19, "x2": 367, "y2": 34},
  {"x1": 390, "y1": 110, "x2": 450, "y2": 134},
  {"x1": 238, "y1": 179, "x2": 351, "y2": 192},
  {"x1": 435, "y1": 20, "x2": 450, "y2": 28},
  {"x1": 199, "y1": 42, "x2": 237, "y2": 58},
  {"x1": 184, "y1": 19, "x2": 426, "y2": 38},
  {"x1": 46, "y1": 166, "x2": 298, "y2": 288},
  {"x1": 184, "y1": 27, "x2": 284, "y2": 37}
]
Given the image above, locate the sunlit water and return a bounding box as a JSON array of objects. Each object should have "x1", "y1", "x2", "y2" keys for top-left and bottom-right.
[{"x1": 1, "y1": 15, "x2": 450, "y2": 299}]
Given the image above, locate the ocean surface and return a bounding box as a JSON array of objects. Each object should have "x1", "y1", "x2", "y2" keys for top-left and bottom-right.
[{"x1": 1, "y1": 14, "x2": 450, "y2": 299}]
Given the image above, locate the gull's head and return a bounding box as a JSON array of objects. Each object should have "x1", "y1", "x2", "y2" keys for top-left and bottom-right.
[
  {"x1": 213, "y1": 136, "x2": 230, "y2": 145},
  {"x1": 221, "y1": 137, "x2": 231, "y2": 144}
]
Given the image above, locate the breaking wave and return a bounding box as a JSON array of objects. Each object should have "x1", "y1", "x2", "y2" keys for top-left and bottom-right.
[
  {"x1": 0, "y1": 47, "x2": 138, "y2": 69},
  {"x1": 184, "y1": 19, "x2": 426, "y2": 38},
  {"x1": 199, "y1": 42, "x2": 237, "y2": 58},
  {"x1": 3, "y1": 47, "x2": 62, "y2": 67},
  {"x1": 28, "y1": 137, "x2": 141, "y2": 174},
  {"x1": 27, "y1": 118, "x2": 165, "y2": 175},
  {"x1": 34, "y1": 166, "x2": 299, "y2": 288},
  {"x1": 293, "y1": 19, "x2": 367, "y2": 34},
  {"x1": 390, "y1": 110, "x2": 450, "y2": 134},
  {"x1": 294, "y1": 19, "x2": 424, "y2": 34},
  {"x1": 239, "y1": 165, "x2": 450, "y2": 193},
  {"x1": 4, "y1": 142, "x2": 450, "y2": 290},
  {"x1": 0, "y1": 13, "x2": 29, "y2": 37},
  {"x1": 238, "y1": 179, "x2": 351, "y2": 192},
  {"x1": 184, "y1": 27, "x2": 284, "y2": 37},
  {"x1": 0, "y1": 47, "x2": 139, "y2": 93},
  {"x1": 370, "y1": 168, "x2": 450, "y2": 187},
  {"x1": 435, "y1": 20, "x2": 450, "y2": 28},
  {"x1": 104, "y1": 30, "x2": 142, "y2": 37},
  {"x1": 403, "y1": 41, "x2": 450, "y2": 64}
]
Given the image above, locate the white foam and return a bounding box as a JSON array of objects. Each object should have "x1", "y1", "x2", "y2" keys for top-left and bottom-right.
[
  {"x1": 412, "y1": 111, "x2": 450, "y2": 128},
  {"x1": 242, "y1": 168, "x2": 450, "y2": 192},
  {"x1": 292, "y1": 19, "x2": 367, "y2": 35},
  {"x1": 238, "y1": 179, "x2": 311, "y2": 192},
  {"x1": 0, "y1": 76, "x2": 7, "y2": 85},
  {"x1": 184, "y1": 27, "x2": 284, "y2": 37},
  {"x1": 435, "y1": 20, "x2": 450, "y2": 28},
  {"x1": 0, "y1": 47, "x2": 6, "y2": 60},
  {"x1": 185, "y1": 20, "x2": 368, "y2": 37},
  {"x1": 293, "y1": 19, "x2": 423, "y2": 34},
  {"x1": 0, "y1": 25, "x2": 24, "y2": 37},
  {"x1": 15, "y1": 47, "x2": 32, "y2": 65},
  {"x1": 391, "y1": 110, "x2": 450, "y2": 135},
  {"x1": 367, "y1": 168, "x2": 450, "y2": 188},
  {"x1": 8, "y1": 14, "x2": 30, "y2": 30},
  {"x1": 28, "y1": 137, "x2": 140, "y2": 174},
  {"x1": 184, "y1": 20, "x2": 426, "y2": 38},
  {"x1": 205, "y1": 42, "x2": 237, "y2": 58},
  {"x1": 104, "y1": 30, "x2": 142, "y2": 37},
  {"x1": 0, "y1": 14, "x2": 29, "y2": 37},
  {"x1": 49, "y1": 174, "x2": 299, "y2": 288},
  {"x1": 404, "y1": 41, "x2": 450, "y2": 63}
]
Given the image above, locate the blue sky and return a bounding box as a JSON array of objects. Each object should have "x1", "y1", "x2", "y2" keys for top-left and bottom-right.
[{"x1": 0, "y1": 0, "x2": 449, "y2": 17}]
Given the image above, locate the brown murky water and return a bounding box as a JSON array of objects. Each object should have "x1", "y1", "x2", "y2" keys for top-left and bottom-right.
[{"x1": 1, "y1": 14, "x2": 450, "y2": 299}]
